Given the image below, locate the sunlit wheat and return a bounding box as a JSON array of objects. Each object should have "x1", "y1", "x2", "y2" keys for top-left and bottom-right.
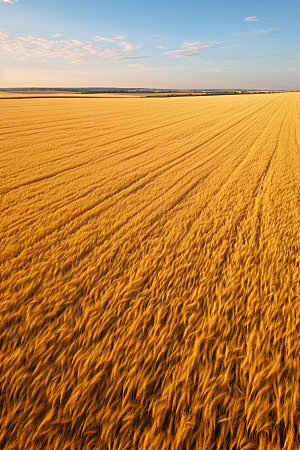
[{"x1": 1, "y1": 93, "x2": 300, "y2": 449}]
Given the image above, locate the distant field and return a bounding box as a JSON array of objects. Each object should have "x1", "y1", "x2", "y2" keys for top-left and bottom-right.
[
  {"x1": 0, "y1": 92, "x2": 140, "y2": 99},
  {"x1": 0, "y1": 90, "x2": 280, "y2": 99},
  {"x1": 1, "y1": 93, "x2": 300, "y2": 450}
]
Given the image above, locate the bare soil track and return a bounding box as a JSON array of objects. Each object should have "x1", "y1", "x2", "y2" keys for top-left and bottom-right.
[{"x1": 1, "y1": 93, "x2": 300, "y2": 450}]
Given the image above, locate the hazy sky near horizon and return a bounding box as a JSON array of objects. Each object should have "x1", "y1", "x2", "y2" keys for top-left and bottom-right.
[{"x1": 0, "y1": 0, "x2": 299, "y2": 89}]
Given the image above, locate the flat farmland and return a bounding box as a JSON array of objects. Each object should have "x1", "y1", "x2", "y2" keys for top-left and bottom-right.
[{"x1": 1, "y1": 93, "x2": 300, "y2": 450}]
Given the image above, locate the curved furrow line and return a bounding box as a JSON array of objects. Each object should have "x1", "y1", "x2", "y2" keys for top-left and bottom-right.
[
  {"x1": 194, "y1": 97, "x2": 291, "y2": 294},
  {"x1": 0, "y1": 97, "x2": 280, "y2": 267},
  {"x1": 0, "y1": 152, "x2": 216, "y2": 271},
  {"x1": 0, "y1": 96, "x2": 274, "y2": 190}
]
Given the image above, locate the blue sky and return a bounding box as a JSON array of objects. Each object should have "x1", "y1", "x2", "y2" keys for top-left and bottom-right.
[{"x1": 0, "y1": 0, "x2": 299, "y2": 89}]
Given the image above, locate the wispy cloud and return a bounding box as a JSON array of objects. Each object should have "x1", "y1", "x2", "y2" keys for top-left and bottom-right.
[
  {"x1": 157, "y1": 46, "x2": 169, "y2": 49},
  {"x1": 146, "y1": 35, "x2": 168, "y2": 41},
  {"x1": 126, "y1": 64, "x2": 154, "y2": 69},
  {"x1": 259, "y1": 54, "x2": 283, "y2": 58},
  {"x1": 233, "y1": 28, "x2": 277, "y2": 37},
  {"x1": 91, "y1": 35, "x2": 140, "y2": 52},
  {"x1": 52, "y1": 33, "x2": 62, "y2": 37},
  {"x1": 91, "y1": 35, "x2": 125, "y2": 42},
  {"x1": 259, "y1": 54, "x2": 300, "y2": 60},
  {"x1": 288, "y1": 67, "x2": 300, "y2": 71},
  {"x1": 207, "y1": 68, "x2": 234, "y2": 72},
  {"x1": 225, "y1": 54, "x2": 300, "y2": 61},
  {"x1": 0, "y1": 31, "x2": 147, "y2": 63},
  {"x1": 165, "y1": 41, "x2": 223, "y2": 59},
  {"x1": 0, "y1": 0, "x2": 18, "y2": 3},
  {"x1": 126, "y1": 64, "x2": 172, "y2": 70},
  {"x1": 220, "y1": 44, "x2": 243, "y2": 49},
  {"x1": 244, "y1": 16, "x2": 273, "y2": 22}
]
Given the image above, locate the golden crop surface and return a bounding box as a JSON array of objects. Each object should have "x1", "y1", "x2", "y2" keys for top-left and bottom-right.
[{"x1": 1, "y1": 93, "x2": 300, "y2": 450}]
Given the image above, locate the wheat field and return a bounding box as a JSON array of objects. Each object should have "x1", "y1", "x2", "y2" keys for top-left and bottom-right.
[{"x1": 1, "y1": 93, "x2": 300, "y2": 450}]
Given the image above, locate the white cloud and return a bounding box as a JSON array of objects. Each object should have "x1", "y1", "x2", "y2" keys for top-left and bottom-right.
[
  {"x1": 288, "y1": 67, "x2": 300, "y2": 71},
  {"x1": 233, "y1": 28, "x2": 277, "y2": 37},
  {"x1": 244, "y1": 16, "x2": 273, "y2": 22},
  {"x1": 52, "y1": 33, "x2": 62, "y2": 37},
  {"x1": 207, "y1": 68, "x2": 234, "y2": 72},
  {"x1": 157, "y1": 46, "x2": 169, "y2": 49},
  {"x1": 0, "y1": 0, "x2": 18, "y2": 3},
  {"x1": 0, "y1": 31, "x2": 146, "y2": 63},
  {"x1": 165, "y1": 41, "x2": 223, "y2": 59}
]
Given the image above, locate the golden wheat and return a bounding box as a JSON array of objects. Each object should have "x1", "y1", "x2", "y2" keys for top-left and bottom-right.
[{"x1": 1, "y1": 93, "x2": 300, "y2": 450}]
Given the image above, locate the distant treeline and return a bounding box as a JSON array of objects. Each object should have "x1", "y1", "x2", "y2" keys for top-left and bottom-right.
[
  {"x1": 83, "y1": 90, "x2": 274, "y2": 96},
  {"x1": 146, "y1": 91, "x2": 271, "y2": 98},
  {"x1": 83, "y1": 90, "x2": 179, "y2": 94}
]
